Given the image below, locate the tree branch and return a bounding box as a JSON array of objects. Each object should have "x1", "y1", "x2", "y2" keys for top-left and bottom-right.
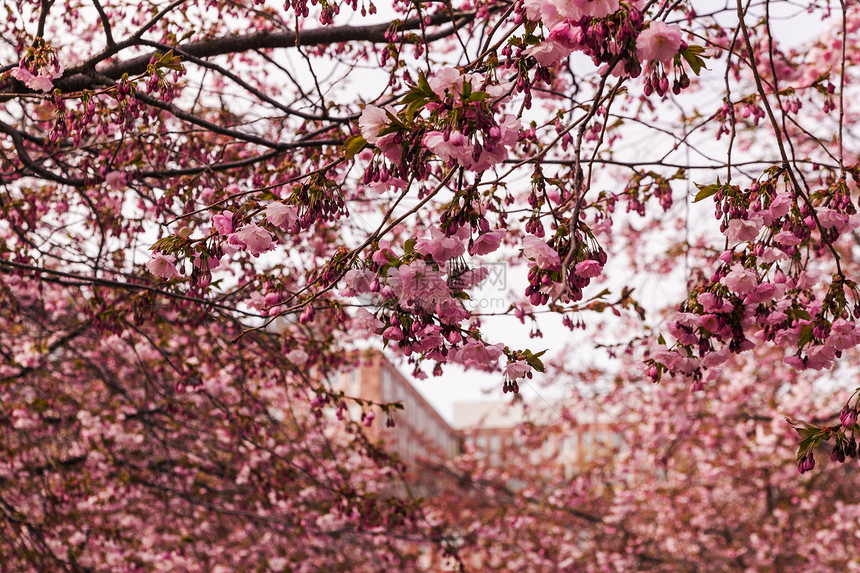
[{"x1": 55, "y1": 10, "x2": 475, "y2": 92}]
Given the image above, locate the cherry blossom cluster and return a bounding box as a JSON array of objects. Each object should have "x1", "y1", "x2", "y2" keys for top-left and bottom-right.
[
  {"x1": 340, "y1": 228, "x2": 537, "y2": 383},
  {"x1": 651, "y1": 170, "x2": 860, "y2": 389},
  {"x1": 359, "y1": 66, "x2": 521, "y2": 184},
  {"x1": 521, "y1": 0, "x2": 644, "y2": 74},
  {"x1": 523, "y1": 230, "x2": 606, "y2": 306},
  {"x1": 789, "y1": 389, "x2": 859, "y2": 474},
  {"x1": 7, "y1": 39, "x2": 63, "y2": 93},
  {"x1": 147, "y1": 173, "x2": 341, "y2": 283},
  {"x1": 517, "y1": 0, "x2": 696, "y2": 96}
]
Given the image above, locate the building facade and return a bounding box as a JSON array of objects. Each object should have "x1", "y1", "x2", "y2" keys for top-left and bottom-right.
[
  {"x1": 340, "y1": 351, "x2": 617, "y2": 478},
  {"x1": 340, "y1": 351, "x2": 460, "y2": 460}
]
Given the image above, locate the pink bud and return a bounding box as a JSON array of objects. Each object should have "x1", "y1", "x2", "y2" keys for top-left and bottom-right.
[{"x1": 300, "y1": 306, "x2": 315, "y2": 324}]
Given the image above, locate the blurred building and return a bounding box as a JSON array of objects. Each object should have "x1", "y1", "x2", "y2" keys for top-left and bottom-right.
[
  {"x1": 453, "y1": 400, "x2": 618, "y2": 478},
  {"x1": 340, "y1": 352, "x2": 617, "y2": 477},
  {"x1": 340, "y1": 351, "x2": 459, "y2": 460}
]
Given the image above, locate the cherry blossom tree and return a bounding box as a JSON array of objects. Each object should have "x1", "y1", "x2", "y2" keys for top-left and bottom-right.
[
  {"x1": 2, "y1": 0, "x2": 860, "y2": 569},
  {"x1": 430, "y1": 344, "x2": 860, "y2": 572}
]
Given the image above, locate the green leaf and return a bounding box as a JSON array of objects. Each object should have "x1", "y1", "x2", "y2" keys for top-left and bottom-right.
[
  {"x1": 384, "y1": 109, "x2": 403, "y2": 127},
  {"x1": 523, "y1": 349, "x2": 547, "y2": 373},
  {"x1": 342, "y1": 134, "x2": 366, "y2": 159},
  {"x1": 680, "y1": 45, "x2": 709, "y2": 75},
  {"x1": 525, "y1": 355, "x2": 546, "y2": 373},
  {"x1": 404, "y1": 98, "x2": 426, "y2": 121},
  {"x1": 796, "y1": 434, "x2": 817, "y2": 461},
  {"x1": 416, "y1": 71, "x2": 435, "y2": 97},
  {"x1": 461, "y1": 80, "x2": 472, "y2": 100},
  {"x1": 155, "y1": 50, "x2": 184, "y2": 71},
  {"x1": 399, "y1": 91, "x2": 425, "y2": 105},
  {"x1": 797, "y1": 325, "x2": 814, "y2": 348},
  {"x1": 150, "y1": 237, "x2": 175, "y2": 252},
  {"x1": 593, "y1": 288, "x2": 611, "y2": 300},
  {"x1": 693, "y1": 183, "x2": 719, "y2": 203}
]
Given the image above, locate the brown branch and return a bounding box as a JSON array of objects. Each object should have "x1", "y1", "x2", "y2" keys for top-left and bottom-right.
[
  {"x1": 735, "y1": 0, "x2": 842, "y2": 274},
  {"x1": 137, "y1": 39, "x2": 352, "y2": 123},
  {"x1": 0, "y1": 259, "x2": 262, "y2": 318},
  {"x1": 0, "y1": 120, "x2": 91, "y2": 187},
  {"x1": 54, "y1": 10, "x2": 476, "y2": 93}
]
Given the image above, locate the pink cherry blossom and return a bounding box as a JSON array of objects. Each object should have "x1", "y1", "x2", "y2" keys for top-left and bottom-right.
[
  {"x1": 572, "y1": 0, "x2": 619, "y2": 19},
  {"x1": 452, "y1": 340, "x2": 504, "y2": 369},
  {"x1": 743, "y1": 282, "x2": 778, "y2": 305},
  {"x1": 104, "y1": 171, "x2": 127, "y2": 190},
  {"x1": 522, "y1": 235, "x2": 561, "y2": 270},
  {"x1": 484, "y1": 80, "x2": 516, "y2": 102},
  {"x1": 456, "y1": 267, "x2": 490, "y2": 289},
  {"x1": 523, "y1": 0, "x2": 563, "y2": 27},
  {"x1": 806, "y1": 344, "x2": 836, "y2": 370},
  {"x1": 503, "y1": 361, "x2": 532, "y2": 381},
  {"x1": 342, "y1": 269, "x2": 375, "y2": 294},
  {"x1": 435, "y1": 298, "x2": 470, "y2": 324},
  {"x1": 415, "y1": 226, "x2": 468, "y2": 263},
  {"x1": 698, "y1": 292, "x2": 733, "y2": 313},
  {"x1": 231, "y1": 224, "x2": 273, "y2": 255},
  {"x1": 211, "y1": 211, "x2": 234, "y2": 235},
  {"x1": 701, "y1": 345, "x2": 730, "y2": 367},
  {"x1": 286, "y1": 348, "x2": 309, "y2": 366},
  {"x1": 469, "y1": 230, "x2": 504, "y2": 256},
  {"x1": 667, "y1": 321, "x2": 698, "y2": 345},
  {"x1": 9, "y1": 66, "x2": 55, "y2": 92},
  {"x1": 758, "y1": 247, "x2": 788, "y2": 263},
  {"x1": 353, "y1": 307, "x2": 384, "y2": 332},
  {"x1": 371, "y1": 240, "x2": 395, "y2": 265},
  {"x1": 816, "y1": 208, "x2": 847, "y2": 230},
  {"x1": 359, "y1": 105, "x2": 394, "y2": 144},
  {"x1": 382, "y1": 325, "x2": 404, "y2": 341},
  {"x1": 145, "y1": 253, "x2": 178, "y2": 279},
  {"x1": 375, "y1": 133, "x2": 403, "y2": 163},
  {"x1": 720, "y1": 264, "x2": 758, "y2": 295},
  {"x1": 497, "y1": 114, "x2": 521, "y2": 147},
  {"x1": 428, "y1": 67, "x2": 463, "y2": 99},
  {"x1": 265, "y1": 202, "x2": 298, "y2": 230},
  {"x1": 773, "y1": 230, "x2": 801, "y2": 246},
  {"x1": 422, "y1": 131, "x2": 474, "y2": 166},
  {"x1": 193, "y1": 252, "x2": 220, "y2": 272},
  {"x1": 765, "y1": 193, "x2": 792, "y2": 221},
  {"x1": 524, "y1": 41, "x2": 572, "y2": 68},
  {"x1": 637, "y1": 21, "x2": 685, "y2": 63},
  {"x1": 548, "y1": 21, "x2": 585, "y2": 50},
  {"x1": 391, "y1": 259, "x2": 450, "y2": 303},
  {"x1": 795, "y1": 269, "x2": 821, "y2": 290},
  {"x1": 574, "y1": 260, "x2": 603, "y2": 279},
  {"x1": 725, "y1": 217, "x2": 761, "y2": 243},
  {"x1": 368, "y1": 177, "x2": 407, "y2": 195},
  {"x1": 827, "y1": 319, "x2": 860, "y2": 351}
]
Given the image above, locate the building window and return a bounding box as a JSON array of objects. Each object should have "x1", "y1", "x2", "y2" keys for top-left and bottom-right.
[
  {"x1": 381, "y1": 369, "x2": 392, "y2": 400},
  {"x1": 490, "y1": 435, "x2": 501, "y2": 453}
]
